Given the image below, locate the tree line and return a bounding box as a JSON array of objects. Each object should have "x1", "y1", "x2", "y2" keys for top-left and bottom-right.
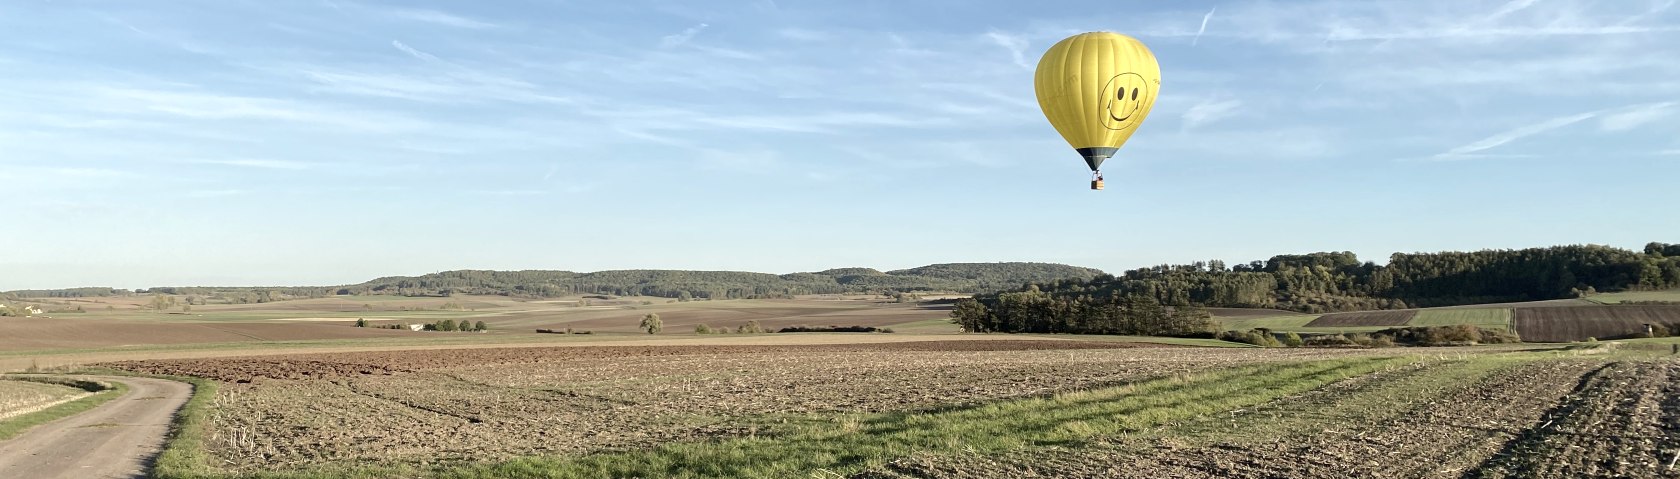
[
  {"x1": 952, "y1": 286, "x2": 1216, "y2": 336},
  {"x1": 956, "y1": 242, "x2": 1680, "y2": 335}
]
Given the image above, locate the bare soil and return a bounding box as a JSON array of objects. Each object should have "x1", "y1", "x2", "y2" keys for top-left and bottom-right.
[
  {"x1": 1514, "y1": 305, "x2": 1680, "y2": 342},
  {"x1": 857, "y1": 358, "x2": 1641, "y2": 479},
  {"x1": 1471, "y1": 361, "x2": 1680, "y2": 478},
  {"x1": 104, "y1": 343, "x2": 1373, "y2": 472},
  {"x1": 0, "y1": 319, "x2": 412, "y2": 352}
]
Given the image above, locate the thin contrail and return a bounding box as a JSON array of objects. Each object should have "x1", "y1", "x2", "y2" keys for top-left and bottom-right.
[{"x1": 1193, "y1": 7, "x2": 1216, "y2": 46}]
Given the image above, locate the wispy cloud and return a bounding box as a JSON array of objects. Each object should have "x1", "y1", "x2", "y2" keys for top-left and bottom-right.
[
  {"x1": 1193, "y1": 7, "x2": 1216, "y2": 46},
  {"x1": 985, "y1": 31, "x2": 1031, "y2": 69},
  {"x1": 778, "y1": 28, "x2": 828, "y2": 42},
  {"x1": 661, "y1": 23, "x2": 709, "y2": 48},
  {"x1": 1434, "y1": 112, "x2": 1600, "y2": 159},
  {"x1": 85, "y1": 87, "x2": 432, "y2": 133},
  {"x1": 1599, "y1": 102, "x2": 1676, "y2": 131},
  {"x1": 391, "y1": 40, "x2": 440, "y2": 62},
  {"x1": 0, "y1": 166, "x2": 135, "y2": 182},
  {"x1": 1433, "y1": 101, "x2": 1679, "y2": 159},
  {"x1": 697, "y1": 148, "x2": 781, "y2": 173},
  {"x1": 1181, "y1": 98, "x2": 1242, "y2": 131},
  {"x1": 386, "y1": 8, "x2": 496, "y2": 29},
  {"x1": 187, "y1": 159, "x2": 312, "y2": 170},
  {"x1": 689, "y1": 112, "x2": 948, "y2": 134},
  {"x1": 1482, "y1": 0, "x2": 1541, "y2": 22}
]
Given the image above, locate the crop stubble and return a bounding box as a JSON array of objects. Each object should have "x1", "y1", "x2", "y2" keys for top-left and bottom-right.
[
  {"x1": 857, "y1": 357, "x2": 1658, "y2": 479},
  {"x1": 107, "y1": 341, "x2": 1377, "y2": 471}
]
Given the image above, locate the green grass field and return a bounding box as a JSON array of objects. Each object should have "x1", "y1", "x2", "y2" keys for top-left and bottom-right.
[
  {"x1": 1217, "y1": 315, "x2": 1318, "y2": 331},
  {"x1": 1407, "y1": 308, "x2": 1512, "y2": 329},
  {"x1": 1582, "y1": 290, "x2": 1680, "y2": 304}
]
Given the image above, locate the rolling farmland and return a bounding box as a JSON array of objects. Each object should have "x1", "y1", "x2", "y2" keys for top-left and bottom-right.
[
  {"x1": 1583, "y1": 290, "x2": 1680, "y2": 304},
  {"x1": 1304, "y1": 310, "x2": 1418, "y2": 327},
  {"x1": 107, "y1": 341, "x2": 1385, "y2": 473},
  {"x1": 1408, "y1": 308, "x2": 1513, "y2": 329},
  {"x1": 91, "y1": 343, "x2": 1680, "y2": 478},
  {"x1": 1513, "y1": 306, "x2": 1680, "y2": 342}
]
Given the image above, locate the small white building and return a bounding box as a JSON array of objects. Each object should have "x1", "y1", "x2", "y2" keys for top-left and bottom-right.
[{"x1": 407, "y1": 324, "x2": 425, "y2": 332}]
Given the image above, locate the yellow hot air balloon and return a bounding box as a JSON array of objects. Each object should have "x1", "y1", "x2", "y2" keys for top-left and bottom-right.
[{"x1": 1034, "y1": 32, "x2": 1161, "y2": 190}]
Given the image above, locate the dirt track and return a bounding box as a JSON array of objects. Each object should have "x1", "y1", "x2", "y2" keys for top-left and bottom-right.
[{"x1": 0, "y1": 376, "x2": 191, "y2": 479}]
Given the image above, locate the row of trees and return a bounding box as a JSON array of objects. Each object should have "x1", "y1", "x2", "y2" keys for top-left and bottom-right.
[
  {"x1": 1032, "y1": 243, "x2": 1680, "y2": 315},
  {"x1": 359, "y1": 318, "x2": 487, "y2": 332},
  {"x1": 952, "y1": 287, "x2": 1216, "y2": 336},
  {"x1": 958, "y1": 243, "x2": 1680, "y2": 334}
]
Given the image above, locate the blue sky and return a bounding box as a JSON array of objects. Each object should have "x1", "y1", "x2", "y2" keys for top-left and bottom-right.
[{"x1": 2, "y1": 0, "x2": 1677, "y2": 289}]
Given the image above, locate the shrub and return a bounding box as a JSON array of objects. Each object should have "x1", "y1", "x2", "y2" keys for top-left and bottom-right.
[
  {"x1": 1304, "y1": 334, "x2": 1357, "y2": 347},
  {"x1": 1216, "y1": 329, "x2": 1281, "y2": 347},
  {"x1": 437, "y1": 319, "x2": 458, "y2": 332},
  {"x1": 1282, "y1": 332, "x2": 1304, "y2": 347},
  {"x1": 695, "y1": 324, "x2": 714, "y2": 334},
  {"x1": 1368, "y1": 325, "x2": 1520, "y2": 346},
  {"x1": 1372, "y1": 334, "x2": 1396, "y2": 348},
  {"x1": 735, "y1": 320, "x2": 765, "y2": 334},
  {"x1": 474, "y1": 321, "x2": 488, "y2": 332},
  {"x1": 355, "y1": 318, "x2": 367, "y2": 328},
  {"x1": 640, "y1": 314, "x2": 662, "y2": 334},
  {"x1": 1651, "y1": 323, "x2": 1672, "y2": 338}
]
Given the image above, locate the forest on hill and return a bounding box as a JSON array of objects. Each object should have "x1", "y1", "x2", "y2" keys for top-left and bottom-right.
[
  {"x1": 954, "y1": 242, "x2": 1680, "y2": 334},
  {"x1": 4, "y1": 262, "x2": 1105, "y2": 301}
]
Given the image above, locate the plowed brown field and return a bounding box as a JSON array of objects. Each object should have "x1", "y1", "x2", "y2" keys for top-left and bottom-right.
[
  {"x1": 855, "y1": 358, "x2": 1680, "y2": 479},
  {"x1": 1513, "y1": 305, "x2": 1680, "y2": 342},
  {"x1": 104, "y1": 342, "x2": 1376, "y2": 472},
  {"x1": 0, "y1": 318, "x2": 411, "y2": 352}
]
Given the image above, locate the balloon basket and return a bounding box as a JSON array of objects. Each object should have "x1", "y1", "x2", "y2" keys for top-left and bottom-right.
[{"x1": 1091, "y1": 180, "x2": 1104, "y2": 190}]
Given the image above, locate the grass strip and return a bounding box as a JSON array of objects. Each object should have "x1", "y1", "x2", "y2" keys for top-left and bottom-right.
[
  {"x1": 151, "y1": 375, "x2": 220, "y2": 479},
  {"x1": 0, "y1": 376, "x2": 127, "y2": 440},
  {"x1": 219, "y1": 356, "x2": 1406, "y2": 479}
]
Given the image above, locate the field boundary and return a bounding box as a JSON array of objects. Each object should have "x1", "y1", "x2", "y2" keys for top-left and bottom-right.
[
  {"x1": 211, "y1": 356, "x2": 1409, "y2": 478},
  {"x1": 1305, "y1": 310, "x2": 1418, "y2": 328},
  {"x1": 0, "y1": 376, "x2": 126, "y2": 441}
]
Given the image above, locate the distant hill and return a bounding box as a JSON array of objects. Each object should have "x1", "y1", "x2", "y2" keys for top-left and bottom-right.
[
  {"x1": 337, "y1": 262, "x2": 1106, "y2": 299},
  {"x1": 5, "y1": 262, "x2": 1106, "y2": 301}
]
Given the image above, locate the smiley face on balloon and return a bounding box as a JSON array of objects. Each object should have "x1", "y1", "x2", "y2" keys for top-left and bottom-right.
[{"x1": 1100, "y1": 72, "x2": 1149, "y2": 131}]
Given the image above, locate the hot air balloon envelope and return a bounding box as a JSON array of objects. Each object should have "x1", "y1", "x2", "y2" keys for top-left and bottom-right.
[{"x1": 1034, "y1": 32, "x2": 1161, "y2": 177}]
